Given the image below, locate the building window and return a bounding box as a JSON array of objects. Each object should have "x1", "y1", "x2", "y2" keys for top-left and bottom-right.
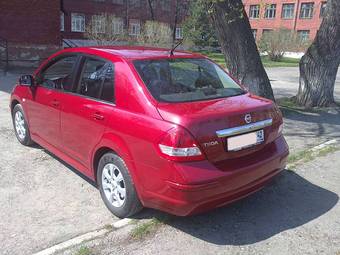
[
  {"x1": 175, "y1": 27, "x2": 183, "y2": 39},
  {"x1": 298, "y1": 30, "x2": 310, "y2": 41},
  {"x1": 71, "y1": 13, "x2": 86, "y2": 32},
  {"x1": 60, "y1": 12, "x2": 65, "y2": 31},
  {"x1": 92, "y1": 15, "x2": 106, "y2": 33},
  {"x1": 112, "y1": 18, "x2": 124, "y2": 34},
  {"x1": 161, "y1": 0, "x2": 171, "y2": 11},
  {"x1": 249, "y1": 5, "x2": 260, "y2": 19},
  {"x1": 252, "y1": 29, "x2": 257, "y2": 39},
  {"x1": 300, "y1": 3, "x2": 314, "y2": 19},
  {"x1": 129, "y1": 19, "x2": 140, "y2": 36},
  {"x1": 264, "y1": 4, "x2": 276, "y2": 19},
  {"x1": 112, "y1": 0, "x2": 124, "y2": 4},
  {"x1": 282, "y1": 3, "x2": 295, "y2": 19},
  {"x1": 320, "y1": 2, "x2": 327, "y2": 17}
]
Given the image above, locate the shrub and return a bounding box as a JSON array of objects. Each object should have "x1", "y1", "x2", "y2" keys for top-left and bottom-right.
[{"x1": 258, "y1": 29, "x2": 309, "y2": 61}]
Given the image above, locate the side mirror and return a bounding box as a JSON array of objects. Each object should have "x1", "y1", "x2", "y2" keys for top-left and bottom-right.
[{"x1": 19, "y1": 75, "x2": 34, "y2": 87}]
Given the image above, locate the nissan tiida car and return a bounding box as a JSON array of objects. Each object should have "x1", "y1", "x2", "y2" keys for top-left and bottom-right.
[{"x1": 10, "y1": 47, "x2": 289, "y2": 218}]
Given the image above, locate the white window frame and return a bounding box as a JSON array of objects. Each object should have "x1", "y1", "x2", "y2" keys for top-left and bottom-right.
[
  {"x1": 252, "y1": 29, "x2": 257, "y2": 39},
  {"x1": 300, "y1": 3, "x2": 314, "y2": 19},
  {"x1": 129, "y1": 20, "x2": 140, "y2": 36},
  {"x1": 320, "y1": 1, "x2": 327, "y2": 17},
  {"x1": 71, "y1": 13, "x2": 86, "y2": 32},
  {"x1": 92, "y1": 15, "x2": 106, "y2": 33},
  {"x1": 175, "y1": 27, "x2": 183, "y2": 40},
  {"x1": 264, "y1": 4, "x2": 276, "y2": 19},
  {"x1": 112, "y1": 18, "x2": 124, "y2": 34},
  {"x1": 60, "y1": 12, "x2": 65, "y2": 31},
  {"x1": 249, "y1": 5, "x2": 260, "y2": 19},
  {"x1": 282, "y1": 3, "x2": 295, "y2": 19},
  {"x1": 298, "y1": 30, "x2": 310, "y2": 41}
]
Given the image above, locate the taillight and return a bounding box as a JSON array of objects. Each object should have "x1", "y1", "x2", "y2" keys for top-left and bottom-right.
[{"x1": 158, "y1": 127, "x2": 205, "y2": 162}]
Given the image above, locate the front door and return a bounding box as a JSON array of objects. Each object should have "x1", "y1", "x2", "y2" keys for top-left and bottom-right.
[
  {"x1": 60, "y1": 56, "x2": 115, "y2": 173},
  {"x1": 26, "y1": 55, "x2": 78, "y2": 148}
]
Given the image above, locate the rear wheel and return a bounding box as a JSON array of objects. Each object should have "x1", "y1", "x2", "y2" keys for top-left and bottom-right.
[
  {"x1": 97, "y1": 152, "x2": 143, "y2": 218},
  {"x1": 12, "y1": 104, "x2": 33, "y2": 146}
]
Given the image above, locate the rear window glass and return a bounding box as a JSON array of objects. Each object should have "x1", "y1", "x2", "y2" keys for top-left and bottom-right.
[{"x1": 133, "y1": 58, "x2": 245, "y2": 103}]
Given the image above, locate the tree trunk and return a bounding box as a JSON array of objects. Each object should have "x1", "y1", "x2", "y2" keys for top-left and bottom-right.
[
  {"x1": 208, "y1": 0, "x2": 275, "y2": 101},
  {"x1": 296, "y1": 0, "x2": 340, "y2": 107}
]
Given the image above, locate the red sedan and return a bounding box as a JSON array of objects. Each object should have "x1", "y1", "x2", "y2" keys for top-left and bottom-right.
[{"x1": 10, "y1": 46, "x2": 289, "y2": 218}]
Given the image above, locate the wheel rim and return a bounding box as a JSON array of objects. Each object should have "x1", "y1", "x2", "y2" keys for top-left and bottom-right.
[
  {"x1": 14, "y1": 111, "x2": 26, "y2": 140},
  {"x1": 102, "y1": 163, "x2": 126, "y2": 208}
]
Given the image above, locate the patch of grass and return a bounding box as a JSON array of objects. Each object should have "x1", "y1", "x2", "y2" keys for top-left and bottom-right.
[
  {"x1": 103, "y1": 224, "x2": 113, "y2": 230},
  {"x1": 261, "y1": 56, "x2": 300, "y2": 68},
  {"x1": 74, "y1": 246, "x2": 92, "y2": 255},
  {"x1": 277, "y1": 97, "x2": 299, "y2": 109},
  {"x1": 288, "y1": 145, "x2": 340, "y2": 169},
  {"x1": 197, "y1": 51, "x2": 300, "y2": 68},
  {"x1": 277, "y1": 97, "x2": 321, "y2": 115},
  {"x1": 130, "y1": 218, "x2": 166, "y2": 239}
]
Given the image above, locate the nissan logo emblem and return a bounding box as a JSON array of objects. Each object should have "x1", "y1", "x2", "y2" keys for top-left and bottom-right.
[{"x1": 245, "y1": 114, "x2": 252, "y2": 124}]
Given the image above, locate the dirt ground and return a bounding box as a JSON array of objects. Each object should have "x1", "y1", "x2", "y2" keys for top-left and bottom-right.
[{"x1": 0, "y1": 67, "x2": 339, "y2": 255}]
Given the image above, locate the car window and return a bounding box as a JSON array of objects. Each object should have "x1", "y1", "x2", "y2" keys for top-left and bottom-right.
[
  {"x1": 78, "y1": 57, "x2": 114, "y2": 103},
  {"x1": 133, "y1": 58, "x2": 245, "y2": 103},
  {"x1": 40, "y1": 55, "x2": 77, "y2": 91}
]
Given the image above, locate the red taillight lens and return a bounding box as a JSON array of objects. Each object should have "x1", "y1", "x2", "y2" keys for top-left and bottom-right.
[{"x1": 158, "y1": 127, "x2": 205, "y2": 162}]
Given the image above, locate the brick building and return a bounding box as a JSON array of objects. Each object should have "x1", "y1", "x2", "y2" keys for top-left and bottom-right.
[
  {"x1": 0, "y1": 0, "x2": 186, "y2": 67},
  {"x1": 0, "y1": 0, "x2": 61, "y2": 67},
  {"x1": 243, "y1": 0, "x2": 327, "y2": 41}
]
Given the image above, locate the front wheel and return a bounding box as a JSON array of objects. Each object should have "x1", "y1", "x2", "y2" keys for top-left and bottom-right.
[
  {"x1": 12, "y1": 104, "x2": 33, "y2": 146},
  {"x1": 97, "y1": 152, "x2": 143, "y2": 218}
]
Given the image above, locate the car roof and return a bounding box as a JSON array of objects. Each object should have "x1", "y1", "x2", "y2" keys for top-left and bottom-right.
[{"x1": 62, "y1": 46, "x2": 205, "y2": 61}]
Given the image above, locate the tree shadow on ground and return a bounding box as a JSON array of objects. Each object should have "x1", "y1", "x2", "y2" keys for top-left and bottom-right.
[
  {"x1": 136, "y1": 170, "x2": 338, "y2": 245},
  {"x1": 281, "y1": 106, "x2": 340, "y2": 139}
]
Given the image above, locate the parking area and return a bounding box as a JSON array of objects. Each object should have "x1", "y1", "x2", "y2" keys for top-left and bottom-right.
[{"x1": 0, "y1": 67, "x2": 339, "y2": 254}]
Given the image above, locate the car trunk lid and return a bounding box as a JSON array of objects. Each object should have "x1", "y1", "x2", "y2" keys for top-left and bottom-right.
[{"x1": 156, "y1": 93, "x2": 281, "y2": 164}]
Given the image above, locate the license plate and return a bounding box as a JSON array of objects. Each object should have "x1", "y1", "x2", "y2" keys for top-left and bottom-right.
[{"x1": 227, "y1": 130, "x2": 264, "y2": 151}]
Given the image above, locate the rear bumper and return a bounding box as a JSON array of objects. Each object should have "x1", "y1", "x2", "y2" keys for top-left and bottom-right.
[{"x1": 142, "y1": 135, "x2": 289, "y2": 216}]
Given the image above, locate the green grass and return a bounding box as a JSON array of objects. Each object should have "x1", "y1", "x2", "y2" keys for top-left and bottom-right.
[
  {"x1": 198, "y1": 51, "x2": 300, "y2": 68},
  {"x1": 287, "y1": 145, "x2": 340, "y2": 169},
  {"x1": 75, "y1": 246, "x2": 92, "y2": 255},
  {"x1": 130, "y1": 217, "x2": 168, "y2": 240}
]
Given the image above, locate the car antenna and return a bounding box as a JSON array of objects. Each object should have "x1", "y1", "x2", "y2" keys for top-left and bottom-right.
[{"x1": 170, "y1": 39, "x2": 183, "y2": 56}]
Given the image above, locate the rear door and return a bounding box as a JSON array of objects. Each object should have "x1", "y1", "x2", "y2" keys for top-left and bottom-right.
[
  {"x1": 60, "y1": 56, "x2": 115, "y2": 172},
  {"x1": 26, "y1": 54, "x2": 78, "y2": 148}
]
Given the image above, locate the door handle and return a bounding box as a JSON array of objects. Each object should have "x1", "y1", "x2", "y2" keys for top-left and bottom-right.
[
  {"x1": 92, "y1": 112, "x2": 104, "y2": 120},
  {"x1": 51, "y1": 100, "x2": 59, "y2": 107}
]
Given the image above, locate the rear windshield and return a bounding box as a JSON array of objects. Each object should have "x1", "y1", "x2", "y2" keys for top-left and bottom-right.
[{"x1": 133, "y1": 58, "x2": 245, "y2": 103}]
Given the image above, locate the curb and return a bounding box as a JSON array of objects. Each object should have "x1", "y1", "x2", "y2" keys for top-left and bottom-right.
[
  {"x1": 310, "y1": 139, "x2": 337, "y2": 152},
  {"x1": 287, "y1": 139, "x2": 338, "y2": 168},
  {"x1": 33, "y1": 218, "x2": 133, "y2": 255}
]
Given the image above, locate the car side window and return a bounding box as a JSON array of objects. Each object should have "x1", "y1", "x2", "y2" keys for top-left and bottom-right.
[
  {"x1": 39, "y1": 55, "x2": 77, "y2": 92},
  {"x1": 79, "y1": 57, "x2": 114, "y2": 103}
]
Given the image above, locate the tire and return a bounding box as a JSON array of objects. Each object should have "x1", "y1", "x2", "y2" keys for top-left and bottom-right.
[
  {"x1": 12, "y1": 104, "x2": 34, "y2": 146},
  {"x1": 97, "y1": 152, "x2": 143, "y2": 218}
]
